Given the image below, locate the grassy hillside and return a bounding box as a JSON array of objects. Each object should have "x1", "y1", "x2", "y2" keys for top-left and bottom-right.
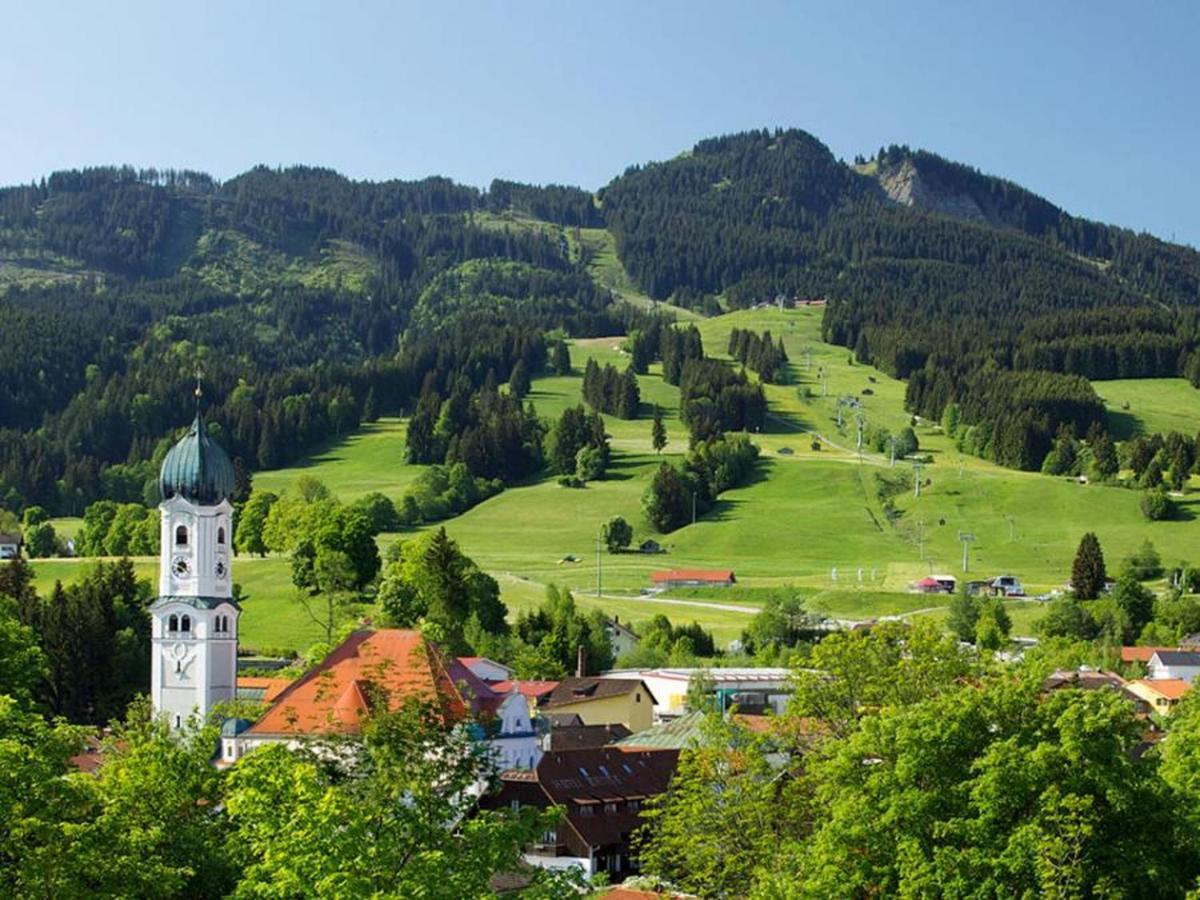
[
  {"x1": 41, "y1": 305, "x2": 1200, "y2": 655},
  {"x1": 1094, "y1": 377, "x2": 1200, "y2": 440}
]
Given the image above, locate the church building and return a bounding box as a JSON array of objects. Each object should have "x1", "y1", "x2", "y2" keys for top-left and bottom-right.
[{"x1": 150, "y1": 411, "x2": 240, "y2": 729}]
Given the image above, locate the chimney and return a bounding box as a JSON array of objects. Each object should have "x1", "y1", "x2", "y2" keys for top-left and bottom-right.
[{"x1": 576, "y1": 645, "x2": 586, "y2": 677}]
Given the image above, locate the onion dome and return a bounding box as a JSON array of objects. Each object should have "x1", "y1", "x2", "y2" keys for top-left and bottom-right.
[{"x1": 159, "y1": 414, "x2": 236, "y2": 504}]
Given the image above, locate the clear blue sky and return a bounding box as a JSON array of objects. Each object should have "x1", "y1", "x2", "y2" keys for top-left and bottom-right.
[{"x1": 3, "y1": 1, "x2": 1198, "y2": 246}]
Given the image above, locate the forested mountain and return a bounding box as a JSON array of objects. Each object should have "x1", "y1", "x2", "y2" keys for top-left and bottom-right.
[
  {"x1": 4, "y1": 126, "x2": 1200, "y2": 510},
  {"x1": 601, "y1": 129, "x2": 1200, "y2": 467}
]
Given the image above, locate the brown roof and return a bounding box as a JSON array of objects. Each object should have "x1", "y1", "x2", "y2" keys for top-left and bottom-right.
[
  {"x1": 535, "y1": 747, "x2": 680, "y2": 848},
  {"x1": 548, "y1": 723, "x2": 632, "y2": 751},
  {"x1": 651, "y1": 569, "x2": 734, "y2": 584},
  {"x1": 1042, "y1": 669, "x2": 1128, "y2": 692},
  {"x1": 247, "y1": 629, "x2": 469, "y2": 737},
  {"x1": 541, "y1": 677, "x2": 657, "y2": 709},
  {"x1": 1121, "y1": 646, "x2": 1175, "y2": 663}
]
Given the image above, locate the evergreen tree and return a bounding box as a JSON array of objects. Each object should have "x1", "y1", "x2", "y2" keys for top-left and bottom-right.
[
  {"x1": 1071, "y1": 532, "x2": 1107, "y2": 600},
  {"x1": 362, "y1": 387, "x2": 379, "y2": 423},
  {"x1": 551, "y1": 339, "x2": 571, "y2": 376},
  {"x1": 651, "y1": 404, "x2": 668, "y2": 454},
  {"x1": 507, "y1": 359, "x2": 530, "y2": 400}
]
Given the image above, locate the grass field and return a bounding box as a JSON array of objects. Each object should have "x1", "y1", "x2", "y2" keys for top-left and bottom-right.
[
  {"x1": 36, "y1": 302, "x2": 1200, "y2": 655},
  {"x1": 1093, "y1": 378, "x2": 1200, "y2": 440}
]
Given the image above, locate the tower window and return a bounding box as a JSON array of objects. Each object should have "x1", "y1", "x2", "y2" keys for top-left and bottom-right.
[
  {"x1": 168, "y1": 614, "x2": 179, "y2": 632},
  {"x1": 181, "y1": 615, "x2": 191, "y2": 633},
  {"x1": 217, "y1": 527, "x2": 226, "y2": 545},
  {"x1": 175, "y1": 525, "x2": 188, "y2": 546}
]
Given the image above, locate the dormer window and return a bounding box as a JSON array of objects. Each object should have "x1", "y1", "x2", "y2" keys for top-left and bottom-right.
[
  {"x1": 175, "y1": 525, "x2": 189, "y2": 546},
  {"x1": 217, "y1": 527, "x2": 226, "y2": 545}
]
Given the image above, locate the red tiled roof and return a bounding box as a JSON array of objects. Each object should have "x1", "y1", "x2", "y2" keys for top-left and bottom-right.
[
  {"x1": 247, "y1": 629, "x2": 469, "y2": 737},
  {"x1": 1121, "y1": 646, "x2": 1174, "y2": 663},
  {"x1": 492, "y1": 680, "x2": 560, "y2": 699},
  {"x1": 651, "y1": 569, "x2": 734, "y2": 583},
  {"x1": 236, "y1": 676, "x2": 293, "y2": 703}
]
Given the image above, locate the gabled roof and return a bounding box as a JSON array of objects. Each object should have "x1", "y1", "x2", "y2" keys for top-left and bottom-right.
[
  {"x1": 1121, "y1": 646, "x2": 1174, "y2": 663},
  {"x1": 651, "y1": 569, "x2": 735, "y2": 583},
  {"x1": 548, "y1": 723, "x2": 632, "y2": 751},
  {"x1": 246, "y1": 629, "x2": 468, "y2": 737},
  {"x1": 1150, "y1": 650, "x2": 1200, "y2": 667},
  {"x1": 532, "y1": 747, "x2": 680, "y2": 847},
  {"x1": 618, "y1": 710, "x2": 707, "y2": 749},
  {"x1": 1134, "y1": 678, "x2": 1191, "y2": 701},
  {"x1": 492, "y1": 680, "x2": 560, "y2": 700},
  {"x1": 541, "y1": 677, "x2": 657, "y2": 709}
]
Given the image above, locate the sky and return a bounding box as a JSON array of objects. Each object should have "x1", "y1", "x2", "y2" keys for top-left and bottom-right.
[{"x1": 2, "y1": 0, "x2": 1198, "y2": 246}]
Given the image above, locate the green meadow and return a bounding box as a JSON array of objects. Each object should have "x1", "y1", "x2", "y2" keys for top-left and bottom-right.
[{"x1": 36, "y1": 306, "x2": 1200, "y2": 653}]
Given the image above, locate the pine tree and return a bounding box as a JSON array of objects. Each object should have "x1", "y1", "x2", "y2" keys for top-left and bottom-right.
[
  {"x1": 617, "y1": 366, "x2": 641, "y2": 419},
  {"x1": 508, "y1": 360, "x2": 530, "y2": 400},
  {"x1": 652, "y1": 404, "x2": 668, "y2": 454},
  {"x1": 552, "y1": 340, "x2": 571, "y2": 376},
  {"x1": 1071, "y1": 532, "x2": 1107, "y2": 600},
  {"x1": 363, "y1": 387, "x2": 379, "y2": 423}
]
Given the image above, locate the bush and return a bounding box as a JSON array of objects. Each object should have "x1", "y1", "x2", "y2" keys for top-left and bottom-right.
[{"x1": 1140, "y1": 488, "x2": 1173, "y2": 521}]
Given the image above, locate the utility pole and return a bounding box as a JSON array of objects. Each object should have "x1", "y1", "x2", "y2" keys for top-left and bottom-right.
[{"x1": 958, "y1": 532, "x2": 976, "y2": 574}]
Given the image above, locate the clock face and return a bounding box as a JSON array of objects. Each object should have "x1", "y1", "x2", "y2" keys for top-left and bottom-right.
[
  {"x1": 215, "y1": 560, "x2": 227, "y2": 579},
  {"x1": 172, "y1": 555, "x2": 191, "y2": 577}
]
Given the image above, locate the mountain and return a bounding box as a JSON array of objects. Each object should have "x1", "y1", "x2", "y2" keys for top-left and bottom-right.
[{"x1": 3, "y1": 127, "x2": 1200, "y2": 508}]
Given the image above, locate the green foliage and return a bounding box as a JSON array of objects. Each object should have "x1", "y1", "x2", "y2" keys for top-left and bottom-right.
[
  {"x1": 1123, "y1": 539, "x2": 1164, "y2": 580},
  {"x1": 1141, "y1": 487, "x2": 1174, "y2": 521},
  {"x1": 235, "y1": 489, "x2": 277, "y2": 557},
  {"x1": 401, "y1": 463, "x2": 502, "y2": 524},
  {"x1": 946, "y1": 590, "x2": 980, "y2": 643},
  {"x1": 22, "y1": 520, "x2": 58, "y2": 558},
  {"x1": 575, "y1": 445, "x2": 607, "y2": 483},
  {"x1": 78, "y1": 500, "x2": 159, "y2": 557},
  {"x1": 377, "y1": 527, "x2": 506, "y2": 653},
  {"x1": 547, "y1": 404, "x2": 608, "y2": 477},
  {"x1": 511, "y1": 584, "x2": 614, "y2": 676},
  {"x1": 601, "y1": 516, "x2": 633, "y2": 553},
  {"x1": 349, "y1": 491, "x2": 400, "y2": 533},
  {"x1": 651, "y1": 403, "x2": 668, "y2": 454},
  {"x1": 741, "y1": 592, "x2": 812, "y2": 655},
  {"x1": 1071, "y1": 532, "x2": 1107, "y2": 600}
]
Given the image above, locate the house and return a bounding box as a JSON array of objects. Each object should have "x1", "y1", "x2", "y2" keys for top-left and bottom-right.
[
  {"x1": 601, "y1": 667, "x2": 793, "y2": 719},
  {"x1": 223, "y1": 629, "x2": 541, "y2": 771},
  {"x1": 1041, "y1": 668, "x2": 1152, "y2": 715},
  {"x1": 459, "y1": 656, "x2": 515, "y2": 684},
  {"x1": 1127, "y1": 678, "x2": 1190, "y2": 716},
  {"x1": 605, "y1": 617, "x2": 640, "y2": 658},
  {"x1": 485, "y1": 746, "x2": 680, "y2": 877},
  {"x1": 492, "y1": 680, "x2": 560, "y2": 705},
  {"x1": 0, "y1": 533, "x2": 22, "y2": 560},
  {"x1": 650, "y1": 569, "x2": 735, "y2": 589},
  {"x1": 1120, "y1": 646, "x2": 1175, "y2": 665},
  {"x1": 545, "y1": 723, "x2": 632, "y2": 751},
  {"x1": 1147, "y1": 650, "x2": 1200, "y2": 684},
  {"x1": 1181, "y1": 633, "x2": 1200, "y2": 650},
  {"x1": 638, "y1": 539, "x2": 663, "y2": 554},
  {"x1": 988, "y1": 575, "x2": 1024, "y2": 597},
  {"x1": 539, "y1": 677, "x2": 657, "y2": 733}
]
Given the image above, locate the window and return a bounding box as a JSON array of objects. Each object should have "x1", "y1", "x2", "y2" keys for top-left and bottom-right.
[
  {"x1": 635, "y1": 692, "x2": 641, "y2": 703},
  {"x1": 578, "y1": 804, "x2": 595, "y2": 817},
  {"x1": 510, "y1": 799, "x2": 520, "y2": 812},
  {"x1": 174, "y1": 714, "x2": 182, "y2": 728},
  {"x1": 217, "y1": 526, "x2": 226, "y2": 545},
  {"x1": 603, "y1": 802, "x2": 618, "y2": 815},
  {"x1": 168, "y1": 614, "x2": 179, "y2": 632},
  {"x1": 175, "y1": 525, "x2": 188, "y2": 546},
  {"x1": 224, "y1": 742, "x2": 234, "y2": 760},
  {"x1": 627, "y1": 799, "x2": 640, "y2": 813},
  {"x1": 181, "y1": 615, "x2": 191, "y2": 633}
]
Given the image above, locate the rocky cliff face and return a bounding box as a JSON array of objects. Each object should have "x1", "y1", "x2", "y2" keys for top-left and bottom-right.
[{"x1": 876, "y1": 158, "x2": 992, "y2": 225}]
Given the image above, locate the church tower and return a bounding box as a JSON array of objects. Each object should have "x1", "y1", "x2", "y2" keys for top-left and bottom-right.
[{"x1": 150, "y1": 403, "x2": 240, "y2": 729}]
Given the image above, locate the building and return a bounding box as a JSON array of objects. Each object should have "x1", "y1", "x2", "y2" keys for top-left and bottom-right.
[
  {"x1": 487, "y1": 747, "x2": 680, "y2": 877},
  {"x1": 1127, "y1": 678, "x2": 1191, "y2": 716},
  {"x1": 492, "y1": 679, "x2": 560, "y2": 705},
  {"x1": 459, "y1": 656, "x2": 515, "y2": 684},
  {"x1": 602, "y1": 667, "x2": 793, "y2": 719},
  {"x1": 222, "y1": 629, "x2": 541, "y2": 770},
  {"x1": 1120, "y1": 646, "x2": 1175, "y2": 665},
  {"x1": 235, "y1": 676, "x2": 293, "y2": 705},
  {"x1": 912, "y1": 575, "x2": 955, "y2": 595},
  {"x1": 539, "y1": 677, "x2": 656, "y2": 733},
  {"x1": 545, "y1": 722, "x2": 632, "y2": 751},
  {"x1": 650, "y1": 569, "x2": 735, "y2": 589},
  {"x1": 1147, "y1": 650, "x2": 1200, "y2": 684},
  {"x1": 150, "y1": 411, "x2": 241, "y2": 730},
  {"x1": 605, "y1": 617, "x2": 640, "y2": 658},
  {"x1": 0, "y1": 532, "x2": 22, "y2": 560}
]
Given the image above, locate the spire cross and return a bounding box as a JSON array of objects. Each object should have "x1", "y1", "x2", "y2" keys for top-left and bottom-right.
[{"x1": 194, "y1": 368, "x2": 204, "y2": 414}]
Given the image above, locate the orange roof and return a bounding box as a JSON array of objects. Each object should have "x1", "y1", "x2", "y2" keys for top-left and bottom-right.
[
  {"x1": 1134, "y1": 678, "x2": 1191, "y2": 701},
  {"x1": 237, "y1": 676, "x2": 293, "y2": 703},
  {"x1": 1121, "y1": 646, "x2": 1174, "y2": 663},
  {"x1": 651, "y1": 569, "x2": 735, "y2": 583},
  {"x1": 247, "y1": 629, "x2": 468, "y2": 737}
]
